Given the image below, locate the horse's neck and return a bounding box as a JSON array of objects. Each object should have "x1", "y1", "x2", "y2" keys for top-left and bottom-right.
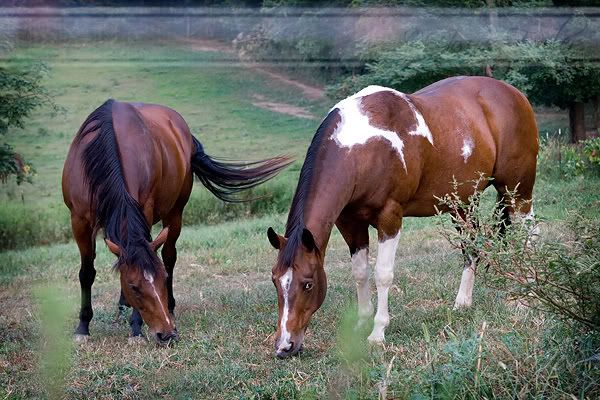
[{"x1": 302, "y1": 163, "x2": 354, "y2": 252}]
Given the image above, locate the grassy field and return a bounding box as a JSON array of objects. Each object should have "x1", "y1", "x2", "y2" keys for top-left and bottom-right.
[{"x1": 1, "y1": 41, "x2": 599, "y2": 399}]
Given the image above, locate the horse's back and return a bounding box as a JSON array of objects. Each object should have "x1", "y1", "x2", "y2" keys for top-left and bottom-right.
[
  {"x1": 405, "y1": 77, "x2": 537, "y2": 215},
  {"x1": 63, "y1": 100, "x2": 195, "y2": 224}
]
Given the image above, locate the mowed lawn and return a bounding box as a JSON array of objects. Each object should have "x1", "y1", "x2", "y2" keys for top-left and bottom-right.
[{"x1": 1, "y1": 42, "x2": 600, "y2": 399}]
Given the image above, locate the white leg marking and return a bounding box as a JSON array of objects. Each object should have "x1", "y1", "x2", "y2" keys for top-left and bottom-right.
[
  {"x1": 351, "y1": 248, "x2": 372, "y2": 325},
  {"x1": 453, "y1": 257, "x2": 476, "y2": 309},
  {"x1": 368, "y1": 233, "x2": 401, "y2": 343},
  {"x1": 144, "y1": 270, "x2": 172, "y2": 327},
  {"x1": 277, "y1": 269, "x2": 293, "y2": 352},
  {"x1": 512, "y1": 205, "x2": 539, "y2": 248}
]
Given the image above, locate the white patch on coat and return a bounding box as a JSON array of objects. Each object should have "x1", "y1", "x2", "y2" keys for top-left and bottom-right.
[
  {"x1": 397, "y1": 92, "x2": 434, "y2": 145},
  {"x1": 330, "y1": 85, "x2": 434, "y2": 172},
  {"x1": 461, "y1": 137, "x2": 474, "y2": 163},
  {"x1": 277, "y1": 269, "x2": 293, "y2": 352},
  {"x1": 143, "y1": 270, "x2": 172, "y2": 326}
]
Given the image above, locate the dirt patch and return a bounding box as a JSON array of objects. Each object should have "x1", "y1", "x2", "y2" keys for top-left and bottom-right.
[
  {"x1": 251, "y1": 94, "x2": 316, "y2": 120},
  {"x1": 177, "y1": 37, "x2": 235, "y2": 54},
  {"x1": 179, "y1": 38, "x2": 325, "y2": 100},
  {"x1": 248, "y1": 66, "x2": 325, "y2": 100}
]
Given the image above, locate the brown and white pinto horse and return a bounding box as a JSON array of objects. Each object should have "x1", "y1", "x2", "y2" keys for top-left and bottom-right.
[
  {"x1": 267, "y1": 76, "x2": 538, "y2": 358},
  {"x1": 63, "y1": 99, "x2": 290, "y2": 344}
]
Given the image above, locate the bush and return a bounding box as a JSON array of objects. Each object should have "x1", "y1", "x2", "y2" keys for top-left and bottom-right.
[
  {"x1": 538, "y1": 136, "x2": 600, "y2": 178},
  {"x1": 437, "y1": 177, "x2": 600, "y2": 332},
  {"x1": 0, "y1": 203, "x2": 71, "y2": 250}
]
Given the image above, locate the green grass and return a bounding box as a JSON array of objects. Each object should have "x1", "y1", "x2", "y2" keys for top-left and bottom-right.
[
  {"x1": 0, "y1": 41, "x2": 327, "y2": 249},
  {"x1": 1, "y1": 41, "x2": 599, "y2": 399}
]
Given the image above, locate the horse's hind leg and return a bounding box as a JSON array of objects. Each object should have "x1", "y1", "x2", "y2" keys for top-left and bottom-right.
[
  {"x1": 71, "y1": 215, "x2": 96, "y2": 341},
  {"x1": 452, "y1": 209, "x2": 479, "y2": 310},
  {"x1": 493, "y1": 170, "x2": 539, "y2": 247}
]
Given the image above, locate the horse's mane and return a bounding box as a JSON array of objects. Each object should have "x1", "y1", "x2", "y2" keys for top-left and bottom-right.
[
  {"x1": 279, "y1": 108, "x2": 340, "y2": 270},
  {"x1": 78, "y1": 99, "x2": 159, "y2": 274}
]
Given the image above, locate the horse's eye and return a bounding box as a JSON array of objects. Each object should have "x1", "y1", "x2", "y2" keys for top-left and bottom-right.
[
  {"x1": 129, "y1": 284, "x2": 141, "y2": 294},
  {"x1": 303, "y1": 282, "x2": 314, "y2": 291}
]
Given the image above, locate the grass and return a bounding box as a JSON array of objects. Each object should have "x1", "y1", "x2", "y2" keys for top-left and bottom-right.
[
  {"x1": 0, "y1": 40, "x2": 327, "y2": 249},
  {"x1": 1, "y1": 41, "x2": 599, "y2": 399}
]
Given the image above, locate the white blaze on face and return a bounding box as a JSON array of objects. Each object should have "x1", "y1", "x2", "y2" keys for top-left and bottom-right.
[
  {"x1": 143, "y1": 269, "x2": 172, "y2": 327},
  {"x1": 330, "y1": 85, "x2": 433, "y2": 172},
  {"x1": 461, "y1": 137, "x2": 474, "y2": 163},
  {"x1": 277, "y1": 268, "x2": 293, "y2": 352}
]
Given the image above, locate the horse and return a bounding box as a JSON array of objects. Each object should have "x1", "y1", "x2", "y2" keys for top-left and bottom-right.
[
  {"x1": 62, "y1": 99, "x2": 291, "y2": 344},
  {"x1": 266, "y1": 76, "x2": 539, "y2": 358}
]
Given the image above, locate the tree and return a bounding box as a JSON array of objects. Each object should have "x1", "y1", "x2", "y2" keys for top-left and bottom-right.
[
  {"x1": 330, "y1": 39, "x2": 600, "y2": 142},
  {"x1": 0, "y1": 63, "x2": 53, "y2": 184},
  {"x1": 495, "y1": 40, "x2": 600, "y2": 142}
]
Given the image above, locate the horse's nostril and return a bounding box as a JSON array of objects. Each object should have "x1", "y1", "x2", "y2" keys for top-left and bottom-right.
[{"x1": 157, "y1": 332, "x2": 174, "y2": 343}]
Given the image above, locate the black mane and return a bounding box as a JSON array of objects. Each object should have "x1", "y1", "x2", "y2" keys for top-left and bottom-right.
[
  {"x1": 78, "y1": 99, "x2": 159, "y2": 274},
  {"x1": 279, "y1": 108, "x2": 340, "y2": 269}
]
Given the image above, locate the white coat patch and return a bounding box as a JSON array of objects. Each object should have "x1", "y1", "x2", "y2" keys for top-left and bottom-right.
[
  {"x1": 330, "y1": 85, "x2": 433, "y2": 172},
  {"x1": 277, "y1": 269, "x2": 293, "y2": 352},
  {"x1": 461, "y1": 138, "x2": 474, "y2": 163}
]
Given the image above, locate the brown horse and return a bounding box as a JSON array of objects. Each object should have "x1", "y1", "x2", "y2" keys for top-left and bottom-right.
[
  {"x1": 63, "y1": 99, "x2": 291, "y2": 344},
  {"x1": 267, "y1": 76, "x2": 538, "y2": 358}
]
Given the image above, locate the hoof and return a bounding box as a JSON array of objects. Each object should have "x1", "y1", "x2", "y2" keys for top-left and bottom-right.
[
  {"x1": 74, "y1": 334, "x2": 90, "y2": 343},
  {"x1": 453, "y1": 299, "x2": 472, "y2": 310},
  {"x1": 128, "y1": 335, "x2": 147, "y2": 345},
  {"x1": 367, "y1": 333, "x2": 385, "y2": 344}
]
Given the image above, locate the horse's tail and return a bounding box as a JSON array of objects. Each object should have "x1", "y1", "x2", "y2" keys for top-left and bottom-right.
[{"x1": 190, "y1": 135, "x2": 293, "y2": 202}]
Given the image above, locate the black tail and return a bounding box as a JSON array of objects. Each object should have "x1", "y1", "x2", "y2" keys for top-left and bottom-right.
[{"x1": 190, "y1": 136, "x2": 293, "y2": 202}]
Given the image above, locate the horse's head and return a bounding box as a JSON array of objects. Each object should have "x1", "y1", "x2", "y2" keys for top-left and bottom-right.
[
  {"x1": 105, "y1": 227, "x2": 177, "y2": 345},
  {"x1": 267, "y1": 227, "x2": 327, "y2": 358}
]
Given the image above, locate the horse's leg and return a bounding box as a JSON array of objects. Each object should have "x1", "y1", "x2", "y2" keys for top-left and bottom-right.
[
  {"x1": 113, "y1": 290, "x2": 128, "y2": 324},
  {"x1": 453, "y1": 209, "x2": 478, "y2": 310},
  {"x1": 368, "y1": 202, "x2": 402, "y2": 344},
  {"x1": 130, "y1": 309, "x2": 144, "y2": 339},
  {"x1": 71, "y1": 215, "x2": 96, "y2": 340},
  {"x1": 336, "y1": 218, "x2": 371, "y2": 328},
  {"x1": 161, "y1": 210, "x2": 183, "y2": 317}
]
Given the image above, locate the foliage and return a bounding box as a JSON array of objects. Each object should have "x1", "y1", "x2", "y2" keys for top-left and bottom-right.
[
  {"x1": 0, "y1": 63, "x2": 54, "y2": 135},
  {"x1": 437, "y1": 177, "x2": 600, "y2": 332},
  {"x1": 538, "y1": 136, "x2": 600, "y2": 178},
  {"x1": 496, "y1": 40, "x2": 600, "y2": 109},
  {"x1": 328, "y1": 40, "x2": 490, "y2": 98},
  {"x1": 583, "y1": 136, "x2": 600, "y2": 167},
  {"x1": 0, "y1": 142, "x2": 35, "y2": 184},
  {"x1": 329, "y1": 38, "x2": 600, "y2": 110},
  {"x1": 0, "y1": 62, "x2": 56, "y2": 185}
]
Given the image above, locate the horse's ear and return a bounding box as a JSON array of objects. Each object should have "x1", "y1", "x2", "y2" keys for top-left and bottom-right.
[
  {"x1": 105, "y1": 238, "x2": 121, "y2": 256},
  {"x1": 267, "y1": 227, "x2": 284, "y2": 250},
  {"x1": 301, "y1": 228, "x2": 317, "y2": 252},
  {"x1": 151, "y1": 227, "x2": 169, "y2": 251}
]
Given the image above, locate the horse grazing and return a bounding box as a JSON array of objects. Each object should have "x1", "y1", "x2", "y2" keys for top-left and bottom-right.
[
  {"x1": 63, "y1": 99, "x2": 291, "y2": 344},
  {"x1": 267, "y1": 76, "x2": 538, "y2": 358}
]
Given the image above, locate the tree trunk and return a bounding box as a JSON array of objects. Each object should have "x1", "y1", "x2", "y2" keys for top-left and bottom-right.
[
  {"x1": 569, "y1": 101, "x2": 586, "y2": 143},
  {"x1": 594, "y1": 95, "x2": 599, "y2": 135}
]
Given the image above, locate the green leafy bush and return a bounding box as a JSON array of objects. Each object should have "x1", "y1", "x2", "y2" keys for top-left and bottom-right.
[
  {"x1": 538, "y1": 136, "x2": 600, "y2": 178},
  {"x1": 437, "y1": 178, "x2": 600, "y2": 332}
]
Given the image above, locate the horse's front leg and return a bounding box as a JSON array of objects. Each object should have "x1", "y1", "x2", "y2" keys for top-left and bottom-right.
[
  {"x1": 337, "y1": 218, "x2": 372, "y2": 329},
  {"x1": 71, "y1": 215, "x2": 96, "y2": 342},
  {"x1": 368, "y1": 204, "x2": 402, "y2": 344},
  {"x1": 161, "y1": 212, "x2": 183, "y2": 318}
]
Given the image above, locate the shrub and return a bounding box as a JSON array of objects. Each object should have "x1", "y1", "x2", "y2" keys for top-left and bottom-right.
[{"x1": 436, "y1": 177, "x2": 600, "y2": 332}]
